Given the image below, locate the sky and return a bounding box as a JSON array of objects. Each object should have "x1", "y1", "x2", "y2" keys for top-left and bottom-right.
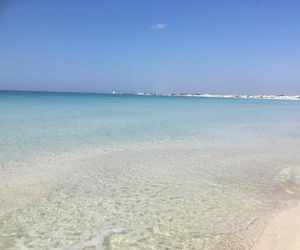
[{"x1": 0, "y1": 0, "x2": 299, "y2": 95}]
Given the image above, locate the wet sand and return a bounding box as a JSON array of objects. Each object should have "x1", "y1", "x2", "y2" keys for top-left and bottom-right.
[{"x1": 254, "y1": 202, "x2": 300, "y2": 250}]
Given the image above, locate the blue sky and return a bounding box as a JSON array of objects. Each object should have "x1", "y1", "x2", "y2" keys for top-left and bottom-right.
[{"x1": 0, "y1": 0, "x2": 299, "y2": 94}]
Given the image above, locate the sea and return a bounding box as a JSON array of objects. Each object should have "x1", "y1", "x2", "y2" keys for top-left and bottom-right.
[{"x1": 1, "y1": 90, "x2": 300, "y2": 249}]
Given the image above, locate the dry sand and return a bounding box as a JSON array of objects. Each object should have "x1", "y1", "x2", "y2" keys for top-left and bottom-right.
[{"x1": 254, "y1": 202, "x2": 300, "y2": 250}]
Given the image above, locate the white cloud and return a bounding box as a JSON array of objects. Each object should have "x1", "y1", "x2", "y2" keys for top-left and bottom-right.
[{"x1": 150, "y1": 23, "x2": 167, "y2": 31}]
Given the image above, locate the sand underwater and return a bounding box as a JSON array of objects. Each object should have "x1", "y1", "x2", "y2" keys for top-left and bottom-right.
[{"x1": 1, "y1": 91, "x2": 300, "y2": 249}]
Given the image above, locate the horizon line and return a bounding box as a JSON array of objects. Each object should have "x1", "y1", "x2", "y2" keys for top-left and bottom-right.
[{"x1": 1, "y1": 89, "x2": 299, "y2": 97}]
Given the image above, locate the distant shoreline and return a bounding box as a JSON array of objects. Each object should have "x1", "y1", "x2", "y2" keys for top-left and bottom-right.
[
  {"x1": 1, "y1": 89, "x2": 300, "y2": 101},
  {"x1": 135, "y1": 92, "x2": 300, "y2": 101}
]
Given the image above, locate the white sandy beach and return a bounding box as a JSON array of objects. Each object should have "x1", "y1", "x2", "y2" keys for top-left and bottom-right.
[{"x1": 254, "y1": 202, "x2": 300, "y2": 250}]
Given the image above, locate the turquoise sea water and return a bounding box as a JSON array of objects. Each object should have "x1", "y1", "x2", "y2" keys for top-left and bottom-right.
[
  {"x1": 1, "y1": 91, "x2": 300, "y2": 249},
  {"x1": 1, "y1": 91, "x2": 299, "y2": 165}
]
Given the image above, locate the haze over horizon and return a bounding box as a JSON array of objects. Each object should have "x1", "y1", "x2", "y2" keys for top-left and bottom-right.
[{"x1": 0, "y1": 0, "x2": 299, "y2": 95}]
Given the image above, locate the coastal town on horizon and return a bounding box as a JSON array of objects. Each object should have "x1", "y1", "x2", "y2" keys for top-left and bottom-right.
[
  {"x1": 1, "y1": 89, "x2": 299, "y2": 101},
  {"x1": 112, "y1": 91, "x2": 300, "y2": 101}
]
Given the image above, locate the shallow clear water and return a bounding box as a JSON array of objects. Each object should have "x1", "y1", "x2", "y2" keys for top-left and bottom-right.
[{"x1": 0, "y1": 91, "x2": 300, "y2": 249}]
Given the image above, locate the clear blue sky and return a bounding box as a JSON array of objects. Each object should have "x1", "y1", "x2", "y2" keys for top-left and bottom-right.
[{"x1": 0, "y1": 0, "x2": 299, "y2": 94}]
